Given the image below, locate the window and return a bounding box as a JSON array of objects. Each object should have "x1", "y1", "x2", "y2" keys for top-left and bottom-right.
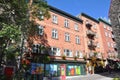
[
  {"x1": 32, "y1": 44, "x2": 40, "y2": 53},
  {"x1": 76, "y1": 51, "x2": 83, "y2": 58},
  {"x1": 38, "y1": 25, "x2": 44, "y2": 35},
  {"x1": 104, "y1": 24, "x2": 106, "y2": 28},
  {"x1": 107, "y1": 27, "x2": 110, "y2": 30},
  {"x1": 95, "y1": 33, "x2": 98, "y2": 38},
  {"x1": 97, "y1": 43, "x2": 100, "y2": 48},
  {"x1": 64, "y1": 49, "x2": 72, "y2": 57},
  {"x1": 93, "y1": 24, "x2": 97, "y2": 29},
  {"x1": 75, "y1": 36, "x2": 80, "y2": 44},
  {"x1": 65, "y1": 33, "x2": 70, "y2": 42},
  {"x1": 52, "y1": 15, "x2": 58, "y2": 24},
  {"x1": 45, "y1": 64, "x2": 59, "y2": 77},
  {"x1": 107, "y1": 42, "x2": 110, "y2": 47},
  {"x1": 32, "y1": 44, "x2": 44, "y2": 54},
  {"x1": 79, "y1": 52, "x2": 83, "y2": 58},
  {"x1": 51, "y1": 47, "x2": 60, "y2": 56},
  {"x1": 75, "y1": 51, "x2": 79, "y2": 57},
  {"x1": 39, "y1": 11, "x2": 44, "y2": 20},
  {"x1": 110, "y1": 27, "x2": 113, "y2": 31},
  {"x1": 64, "y1": 19, "x2": 69, "y2": 28},
  {"x1": 109, "y1": 33, "x2": 111, "y2": 38},
  {"x1": 74, "y1": 23, "x2": 79, "y2": 31},
  {"x1": 111, "y1": 43, "x2": 113, "y2": 47},
  {"x1": 105, "y1": 32, "x2": 108, "y2": 37},
  {"x1": 52, "y1": 29, "x2": 58, "y2": 39}
]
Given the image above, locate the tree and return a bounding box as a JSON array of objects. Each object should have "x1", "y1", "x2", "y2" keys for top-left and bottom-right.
[
  {"x1": 0, "y1": 0, "x2": 50, "y2": 77},
  {"x1": 0, "y1": 23, "x2": 21, "y2": 66}
]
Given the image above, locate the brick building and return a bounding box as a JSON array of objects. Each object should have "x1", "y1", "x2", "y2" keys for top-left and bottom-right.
[
  {"x1": 99, "y1": 18, "x2": 117, "y2": 59},
  {"x1": 23, "y1": 5, "x2": 118, "y2": 79},
  {"x1": 27, "y1": 6, "x2": 86, "y2": 79}
]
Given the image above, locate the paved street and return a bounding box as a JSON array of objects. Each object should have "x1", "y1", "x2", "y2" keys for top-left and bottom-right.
[{"x1": 66, "y1": 72, "x2": 120, "y2": 80}]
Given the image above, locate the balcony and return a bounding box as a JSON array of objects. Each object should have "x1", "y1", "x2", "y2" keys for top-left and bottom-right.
[
  {"x1": 112, "y1": 35, "x2": 115, "y2": 41},
  {"x1": 112, "y1": 35, "x2": 115, "y2": 38},
  {"x1": 86, "y1": 22, "x2": 92, "y2": 29},
  {"x1": 88, "y1": 40, "x2": 97, "y2": 50},
  {"x1": 114, "y1": 44, "x2": 117, "y2": 51},
  {"x1": 86, "y1": 30, "x2": 96, "y2": 38}
]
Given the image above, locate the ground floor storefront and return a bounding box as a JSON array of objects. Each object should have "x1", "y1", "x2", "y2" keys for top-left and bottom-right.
[{"x1": 27, "y1": 60, "x2": 86, "y2": 80}]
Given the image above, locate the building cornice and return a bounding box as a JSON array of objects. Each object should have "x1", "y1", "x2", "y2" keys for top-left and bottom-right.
[{"x1": 49, "y1": 5, "x2": 83, "y2": 23}]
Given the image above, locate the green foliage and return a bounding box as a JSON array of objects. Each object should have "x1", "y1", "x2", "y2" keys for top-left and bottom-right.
[
  {"x1": 74, "y1": 56, "x2": 78, "y2": 60},
  {"x1": 113, "y1": 78, "x2": 120, "y2": 80},
  {"x1": 94, "y1": 52, "x2": 98, "y2": 56},
  {"x1": 0, "y1": 23, "x2": 21, "y2": 41},
  {"x1": 31, "y1": 0, "x2": 50, "y2": 20},
  {"x1": 0, "y1": 0, "x2": 50, "y2": 69},
  {"x1": 43, "y1": 56, "x2": 50, "y2": 63}
]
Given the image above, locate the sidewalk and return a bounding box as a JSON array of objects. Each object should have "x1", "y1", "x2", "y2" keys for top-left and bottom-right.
[{"x1": 66, "y1": 72, "x2": 120, "y2": 80}]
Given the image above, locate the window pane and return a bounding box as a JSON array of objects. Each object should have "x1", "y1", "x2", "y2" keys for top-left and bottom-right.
[
  {"x1": 52, "y1": 29, "x2": 58, "y2": 39},
  {"x1": 52, "y1": 15, "x2": 58, "y2": 24}
]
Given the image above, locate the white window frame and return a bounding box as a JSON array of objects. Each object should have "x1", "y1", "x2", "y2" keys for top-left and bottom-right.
[
  {"x1": 93, "y1": 24, "x2": 97, "y2": 29},
  {"x1": 97, "y1": 43, "x2": 100, "y2": 48},
  {"x1": 32, "y1": 44, "x2": 44, "y2": 54},
  {"x1": 64, "y1": 49, "x2": 72, "y2": 57},
  {"x1": 38, "y1": 25, "x2": 44, "y2": 35},
  {"x1": 110, "y1": 27, "x2": 113, "y2": 31},
  {"x1": 111, "y1": 43, "x2": 113, "y2": 48},
  {"x1": 109, "y1": 33, "x2": 111, "y2": 38},
  {"x1": 107, "y1": 42, "x2": 110, "y2": 47},
  {"x1": 75, "y1": 51, "x2": 79, "y2": 57},
  {"x1": 52, "y1": 29, "x2": 58, "y2": 39},
  {"x1": 74, "y1": 23, "x2": 79, "y2": 31},
  {"x1": 95, "y1": 33, "x2": 98, "y2": 38},
  {"x1": 65, "y1": 33, "x2": 70, "y2": 42},
  {"x1": 75, "y1": 35, "x2": 80, "y2": 44},
  {"x1": 105, "y1": 32, "x2": 108, "y2": 37},
  {"x1": 104, "y1": 24, "x2": 106, "y2": 28},
  {"x1": 64, "y1": 19, "x2": 69, "y2": 28},
  {"x1": 51, "y1": 47, "x2": 60, "y2": 56},
  {"x1": 52, "y1": 15, "x2": 58, "y2": 24},
  {"x1": 107, "y1": 27, "x2": 110, "y2": 30},
  {"x1": 39, "y1": 11, "x2": 44, "y2": 20}
]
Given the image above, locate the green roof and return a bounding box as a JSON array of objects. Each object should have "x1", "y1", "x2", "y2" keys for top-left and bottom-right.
[
  {"x1": 98, "y1": 18, "x2": 111, "y2": 26},
  {"x1": 81, "y1": 13, "x2": 99, "y2": 23}
]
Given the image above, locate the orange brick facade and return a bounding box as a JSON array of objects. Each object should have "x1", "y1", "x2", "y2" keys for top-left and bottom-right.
[
  {"x1": 99, "y1": 19, "x2": 117, "y2": 59},
  {"x1": 25, "y1": 6, "x2": 117, "y2": 76},
  {"x1": 34, "y1": 8, "x2": 85, "y2": 61},
  {"x1": 29, "y1": 6, "x2": 117, "y2": 62}
]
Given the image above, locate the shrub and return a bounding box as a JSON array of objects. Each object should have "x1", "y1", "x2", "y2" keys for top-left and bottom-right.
[{"x1": 113, "y1": 78, "x2": 120, "y2": 80}]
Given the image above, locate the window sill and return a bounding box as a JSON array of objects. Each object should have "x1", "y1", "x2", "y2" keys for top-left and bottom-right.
[
  {"x1": 52, "y1": 22, "x2": 58, "y2": 25},
  {"x1": 64, "y1": 26, "x2": 70, "y2": 29},
  {"x1": 65, "y1": 41, "x2": 71, "y2": 43},
  {"x1": 52, "y1": 37, "x2": 59, "y2": 40}
]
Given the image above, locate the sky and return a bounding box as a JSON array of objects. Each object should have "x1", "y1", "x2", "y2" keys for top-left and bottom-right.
[{"x1": 46, "y1": 0, "x2": 111, "y2": 20}]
